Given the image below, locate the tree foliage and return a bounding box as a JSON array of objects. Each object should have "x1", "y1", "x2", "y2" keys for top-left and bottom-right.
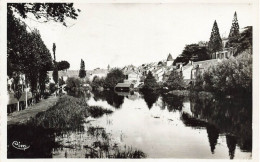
[
  {"x1": 228, "y1": 26, "x2": 252, "y2": 56},
  {"x1": 66, "y1": 77, "x2": 82, "y2": 91},
  {"x1": 91, "y1": 76, "x2": 105, "y2": 90},
  {"x1": 7, "y1": 14, "x2": 53, "y2": 93},
  {"x1": 208, "y1": 20, "x2": 223, "y2": 53},
  {"x1": 52, "y1": 43, "x2": 58, "y2": 84},
  {"x1": 79, "y1": 59, "x2": 86, "y2": 78},
  {"x1": 228, "y1": 12, "x2": 240, "y2": 39},
  {"x1": 164, "y1": 70, "x2": 185, "y2": 90},
  {"x1": 7, "y1": 3, "x2": 80, "y2": 26},
  {"x1": 7, "y1": 3, "x2": 80, "y2": 94},
  {"x1": 104, "y1": 68, "x2": 124, "y2": 88},
  {"x1": 203, "y1": 52, "x2": 252, "y2": 96},
  {"x1": 143, "y1": 71, "x2": 158, "y2": 90},
  {"x1": 57, "y1": 60, "x2": 70, "y2": 70},
  {"x1": 174, "y1": 44, "x2": 210, "y2": 65}
]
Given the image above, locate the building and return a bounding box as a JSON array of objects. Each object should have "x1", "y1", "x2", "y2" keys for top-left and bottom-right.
[
  {"x1": 190, "y1": 59, "x2": 221, "y2": 80},
  {"x1": 166, "y1": 53, "x2": 174, "y2": 66},
  {"x1": 47, "y1": 70, "x2": 80, "y2": 83},
  {"x1": 114, "y1": 83, "x2": 134, "y2": 92},
  {"x1": 89, "y1": 68, "x2": 108, "y2": 81},
  {"x1": 123, "y1": 70, "x2": 140, "y2": 87}
]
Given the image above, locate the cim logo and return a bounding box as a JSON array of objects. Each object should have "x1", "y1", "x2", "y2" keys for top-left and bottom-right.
[{"x1": 12, "y1": 141, "x2": 30, "y2": 151}]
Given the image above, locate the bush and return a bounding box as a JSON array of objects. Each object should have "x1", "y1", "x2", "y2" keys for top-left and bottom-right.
[
  {"x1": 203, "y1": 53, "x2": 252, "y2": 96},
  {"x1": 164, "y1": 70, "x2": 185, "y2": 90},
  {"x1": 104, "y1": 68, "x2": 124, "y2": 88},
  {"x1": 49, "y1": 83, "x2": 57, "y2": 94},
  {"x1": 91, "y1": 76, "x2": 105, "y2": 90},
  {"x1": 142, "y1": 71, "x2": 158, "y2": 91},
  {"x1": 66, "y1": 77, "x2": 82, "y2": 92}
]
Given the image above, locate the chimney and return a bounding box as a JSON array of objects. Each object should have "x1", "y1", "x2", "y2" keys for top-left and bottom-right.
[{"x1": 189, "y1": 60, "x2": 193, "y2": 65}]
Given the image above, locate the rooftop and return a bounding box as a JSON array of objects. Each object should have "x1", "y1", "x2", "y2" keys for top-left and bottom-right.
[
  {"x1": 115, "y1": 83, "x2": 133, "y2": 88},
  {"x1": 167, "y1": 53, "x2": 174, "y2": 61}
]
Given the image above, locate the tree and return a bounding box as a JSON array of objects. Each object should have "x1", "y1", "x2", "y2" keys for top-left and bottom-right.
[
  {"x1": 229, "y1": 26, "x2": 252, "y2": 56},
  {"x1": 228, "y1": 12, "x2": 240, "y2": 39},
  {"x1": 193, "y1": 70, "x2": 203, "y2": 91},
  {"x1": 57, "y1": 60, "x2": 70, "y2": 70},
  {"x1": 104, "y1": 68, "x2": 124, "y2": 88},
  {"x1": 79, "y1": 59, "x2": 86, "y2": 78},
  {"x1": 203, "y1": 52, "x2": 252, "y2": 95},
  {"x1": 208, "y1": 20, "x2": 223, "y2": 54},
  {"x1": 66, "y1": 77, "x2": 82, "y2": 93},
  {"x1": 7, "y1": 3, "x2": 79, "y2": 94},
  {"x1": 52, "y1": 43, "x2": 58, "y2": 84},
  {"x1": 178, "y1": 44, "x2": 210, "y2": 65},
  {"x1": 7, "y1": 15, "x2": 52, "y2": 93},
  {"x1": 91, "y1": 76, "x2": 105, "y2": 90},
  {"x1": 142, "y1": 71, "x2": 158, "y2": 90},
  {"x1": 226, "y1": 12, "x2": 240, "y2": 49},
  {"x1": 7, "y1": 3, "x2": 80, "y2": 26},
  {"x1": 164, "y1": 70, "x2": 185, "y2": 90}
]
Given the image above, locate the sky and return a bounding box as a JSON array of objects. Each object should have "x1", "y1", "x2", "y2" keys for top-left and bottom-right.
[{"x1": 24, "y1": 3, "x2": 254, "y2": 70}]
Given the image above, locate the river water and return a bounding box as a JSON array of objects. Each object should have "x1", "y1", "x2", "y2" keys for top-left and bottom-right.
[{"x1": 7, "y1": 90, "x2": 252, "y2": 159}]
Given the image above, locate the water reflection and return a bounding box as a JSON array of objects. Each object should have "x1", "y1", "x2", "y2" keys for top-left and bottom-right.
[
  {"x1": 7, "y1": 90, "x2": 252, "y2": 159},
  {"x1": 92, "y1": 90, "x2": 124, "y2": 109},
  {"x1": 226, "y1": 135, "x2": 237, "y2": 159},
  {"x1": 161, "y1": 94, "x2": 184, "y2": 112},
  {"x1": 190, "y1": 96, "x2": 252, "y2": 153},
  {"x1": 206, "y1": 125, "x2": 219, "y2": 154},
  {"x1": 140, "y1": 90, "x2": 160, "y2": 109}
]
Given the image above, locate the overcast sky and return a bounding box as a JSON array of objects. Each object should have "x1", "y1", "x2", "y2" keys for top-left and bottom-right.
[{"x1": 24, "y1": 3, "x2": 253, "y2": 70}]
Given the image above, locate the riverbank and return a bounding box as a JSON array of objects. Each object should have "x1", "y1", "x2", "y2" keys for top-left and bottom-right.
[
  {"x1": 167, "y1": 90, "x2": 214, "y2": 98},
  {"x1": 7, "y1": 95, "x2": 58, "y2": 125}
]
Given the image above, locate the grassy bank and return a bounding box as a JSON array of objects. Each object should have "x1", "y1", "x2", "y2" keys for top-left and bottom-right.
[
  {"x1": 27, "y1": 95, "x2": 113, "y2": 131},
  {"x1": 166, "y1": 90, "x2": 214, "y2": 99}
]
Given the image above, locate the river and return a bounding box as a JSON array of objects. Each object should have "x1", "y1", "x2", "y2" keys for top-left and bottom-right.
[{"x1": 7, "y1": 90, "x2": 252, "y2": 159}]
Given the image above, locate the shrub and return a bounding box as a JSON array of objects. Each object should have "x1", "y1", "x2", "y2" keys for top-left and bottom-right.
[
  {"x1": 66, "y1": 77, "x2": 82, "y2": 92},
  {"x1": 49, "y1": 83, "x2": 57, "y2": 94},
  {"x1": 203, "y1": 53, "x2": 252, "y2": 96},
  {"x1": 104, "y1": 68, "x2": 124, "y2": 88},
  {"x1": 142, "y1": 71, "x2": 158, "y2": 91},
  {"x1": 91, "y1": 76, "x2": 105, "y2": 90},
  {"x1": 164, "y1": 70, "x2": 185, "y2": 90}
]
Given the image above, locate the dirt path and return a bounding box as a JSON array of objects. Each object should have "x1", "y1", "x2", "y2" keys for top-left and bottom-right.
[{"x1": 7, "y1": 95, "x2": 59, "y2": 125}]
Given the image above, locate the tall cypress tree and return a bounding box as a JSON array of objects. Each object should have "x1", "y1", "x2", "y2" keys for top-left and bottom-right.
[
  {"x1": 208, "y1": 20, "x2": 223, "y2": 54},
  {"x1": 79, "y1": 59, "x2": 86, "y2": 78},
  {"x1": 52, "y1": 43, "x2": 58, "y2": 84},
  {"x1": 226, "y1": 12, "x2": 240, "y2": 49},
  {"x1": 228, "y1": 12, "x2": 240, "y2": 39}
]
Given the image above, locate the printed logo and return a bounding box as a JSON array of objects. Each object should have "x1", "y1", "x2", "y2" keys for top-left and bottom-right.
[{"x1": 12, "y1": 141, "x2": 30, "y2": 151}]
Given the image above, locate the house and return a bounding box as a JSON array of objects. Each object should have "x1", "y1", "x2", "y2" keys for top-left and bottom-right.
[
  {"x1": 89, "y1": 68, "x2": 108, "y2": 81},
  {"x1": 190, "y1": 59, "x2": 221, "y2": 80},
  {"x1": 211, "y1": 47, "x2": 235, "y2": 59},
  {"x1": 123, "y1": 70, "x2": 140, "y2": 86},
  {"x1": 114, "y1": 83, "x2": 134, "y2": 92},
  {"x1": 47, "y1": 70, "x2": 81, "y2": 83}
]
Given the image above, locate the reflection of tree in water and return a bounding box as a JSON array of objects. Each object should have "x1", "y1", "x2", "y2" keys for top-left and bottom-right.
[
  {"x1": 190, "y1": 96, "x2": 252, "y2": 155},
  {"x1": 206, "y1": 125, "x2": 219, "y2": 154},
  {"x1": 226, "y1": 135, "x2": 237, "y2": 159},
  {"x1": 8, "y1": 124, "x2": 60, "y2": 158},
  {"x1": 141, "y1": 90, "x2": 159, "y2": 109},
  {"x1": 92, "y1": 90, "x2": 124, "y2": 109},
  {"x1": 161, "y1": 94, "x2": 184, "y2": 112},
  {"x1": 92, "y1": 90, "x2": 107, "y2": 101}
]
